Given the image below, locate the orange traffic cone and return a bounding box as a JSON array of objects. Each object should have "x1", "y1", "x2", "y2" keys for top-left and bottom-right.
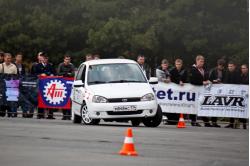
[
  {"x1": 177, "y1": 113, "x2": 186, "y2": 128},
  {"x1": 119, "y1": 128, "x2": 138, "y2": 156}
]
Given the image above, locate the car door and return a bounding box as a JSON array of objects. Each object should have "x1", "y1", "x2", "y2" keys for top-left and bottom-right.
[{"x1": 72, "y1": 64, "x2": 86, "y2": 114}]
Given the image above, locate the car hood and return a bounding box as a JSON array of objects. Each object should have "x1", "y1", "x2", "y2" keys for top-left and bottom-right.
[{"x1": 87, "y1": 83, "x2": 153, "y2": 98}]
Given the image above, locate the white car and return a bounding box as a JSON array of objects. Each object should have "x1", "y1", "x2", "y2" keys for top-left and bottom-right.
[{"x1": 71, "y1": 59, "x2": 162, "y2": 127}]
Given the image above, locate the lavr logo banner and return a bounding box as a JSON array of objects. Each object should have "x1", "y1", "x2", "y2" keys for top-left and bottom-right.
[
  {"x1": 198, "y1": 84, "x2": 249, "y2": 118},
  {"x1": 38, "y1": 76, "x2": 74, "y2": 109},
  {"x1": 202, "y1": 96, "x2": 245, "y2": 107}
]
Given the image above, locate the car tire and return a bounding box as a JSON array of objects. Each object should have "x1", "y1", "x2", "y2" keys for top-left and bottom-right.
[
  {"x1": 81, "y1": 104, "x2": 100, "y2": 125},
  {"x1": 131, "y1": 119, "x2": 141, "y2": 127},
  {"x1": 73, "y1": 113, "x2": 82, "y2": 124},
  {"x1": 142, "y1": 105, "x2": 162, "y2": 127}
]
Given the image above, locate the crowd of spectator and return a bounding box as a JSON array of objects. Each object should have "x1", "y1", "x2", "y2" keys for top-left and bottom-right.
[
  {"x1": 137, "y1": 54, "x2": 248, "y2": 129},
  {"x1": 0, "y1": 51, "x2": 248, "y2": 129}
]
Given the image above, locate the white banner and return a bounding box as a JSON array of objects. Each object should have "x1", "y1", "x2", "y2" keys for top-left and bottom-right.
[
  {"x1": 152, "y1": 83, "x2": 249, "y2": 118},
  {"x1": 152, "y1": 82, "x2": 203, "y2": 114},
  {"x1": 198, "y1": 84, "x2": 249, "y2": 118}
]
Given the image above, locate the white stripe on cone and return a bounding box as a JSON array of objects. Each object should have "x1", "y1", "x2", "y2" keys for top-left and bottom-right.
[
  {"x1": 179, "y1": 118, "x2": 184, "y2": 121},
  {"x1": 124, "y1": 137, "x2": 134, "y2": 144}
]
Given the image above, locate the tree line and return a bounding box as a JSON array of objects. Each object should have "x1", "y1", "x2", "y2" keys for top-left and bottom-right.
[{"x1": 0, "y1": 0, "x2": 248, "y2": 68}]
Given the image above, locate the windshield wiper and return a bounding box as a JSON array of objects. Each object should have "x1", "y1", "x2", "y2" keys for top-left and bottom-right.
[
  {"x1": 88, "y1": 81, "x2": 107, "y2": 85},
  {"x1": 108, "y1": 80, "x2": 145, "y2": 83}
]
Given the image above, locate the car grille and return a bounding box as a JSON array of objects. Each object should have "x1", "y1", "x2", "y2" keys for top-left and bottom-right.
[
  {"x1": 108, "y1": 97, "x2": 141, "y2": 103},
  {"x1": 107, "y1": 110, "x2": 143, "y2": 115}
]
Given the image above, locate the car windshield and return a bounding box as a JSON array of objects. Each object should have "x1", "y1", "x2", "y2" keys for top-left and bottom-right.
[{"x1": 87, "y1": 63, "x2": 147, "y2": 85}]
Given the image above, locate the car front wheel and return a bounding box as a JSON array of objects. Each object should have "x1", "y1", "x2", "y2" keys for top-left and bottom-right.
[
  {"x1": 142, "y1": 105, "x2": 162, "y2": 127},
  {"x1": 81, "y1": 104, "x2": 100, "y2": 125}
]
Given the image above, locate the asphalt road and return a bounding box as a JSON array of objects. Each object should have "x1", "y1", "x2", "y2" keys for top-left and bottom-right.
[{"x1": 0, "y1": 117, "x2": 248, "y2": 166}]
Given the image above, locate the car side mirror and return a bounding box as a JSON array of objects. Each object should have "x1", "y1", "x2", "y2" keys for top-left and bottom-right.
[
  {"x1": 149, "y1": 77, "x2": 158, "y2": 84},
  {"x1": 73, "y1": 80, "x2": 84, "y2": 87}
]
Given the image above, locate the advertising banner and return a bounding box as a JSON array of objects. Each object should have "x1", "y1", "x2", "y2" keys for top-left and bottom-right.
[
  {"x1": 38, "y1": 76, "x2": 74, "y2": 109},
  {"x1": 152, "y1": 82, "x2": 203, "y2": 114},
  {"x1": 198, "y1": 84, "x2": 249, "y2": 118}
]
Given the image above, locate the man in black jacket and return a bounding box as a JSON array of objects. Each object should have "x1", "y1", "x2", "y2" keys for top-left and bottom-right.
[
  {"x1": 35, "y1": 55, "x2": 56, "y2": 76},
  {"x1": 223, "y1": 62, "x2": 241, "y2": 84},
  {"x1": 57, "y1": 55, "x2": 75, "y2": 77},
  {"x1": 209, "y1": 59, "x2": 226, "y2": 84},
  {"x1": 14, "y1": 53, "x2": 26, "y2": 76},
  {"x1": 190, "y1": 55, "x2": 211, "y2": 127},
  {"x1": 57, "y1": 55, "x2": 75, "y2": 120},
  {"x1": 240, "y1": 64, "x2": 249, "y2": 85},
  {"x1": 239, "y1": 64, "x2": 248, "y2": 129},
  {"x1": 137, "y1": 55, "x2": 151, "y2": 79},
  {"x1": 208, "y1": 59, "x2": 226, "y2": 127},
  {"x1": 223, "y1": 61, "x2": 241, "y2": 128},
  {"x1": 170, "y1": 59, "x2": 188, "y2": 85},
  {"x1": 167, "y1": 59, "x2": 188, "y2": 124},
  {"x1": 30, "y1": 52, "x2": 45, "y2": 75},
  {"x1": 34, "y1": 54, "x2": 56, "y2": 119}
]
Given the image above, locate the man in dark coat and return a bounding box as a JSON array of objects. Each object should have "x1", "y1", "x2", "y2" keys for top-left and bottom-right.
[
  {"x1": 137, "y1": 55, "x2": 151, "y2": 80},
  {"x1": 34, "y1": 54, "x2": 56, "y2": 119},
  {"x1": 240, "y1": 64, "x2": 249, "y2": 85},
  {"x1": 14, "y1": 53, "x2": 26, "y2": 76},
  {"x1": 57, "y1": 55, "x2": 75, "y2": 120},
  {"x1": 209, "y1": 59, "x2": 226, "y2": 84},
  {"x1": 190, "y1": 55, "x2": 211, "y2": 127},
  {"x1": 208, "y1": 59, "x2": 227, "y2": 127},
  {"x1": 30, "y1": 52, "x2": 45, "y2": 75},
  {"x1": 223, "y1": 61, "x2": 241, "y2": 128},
  {"x1": 35, "y1": 56, "x2": 56, "y2": 76},
  {"x1": 167, "y1": 58, "x2": 188, "y2": 124},
  {"x1": 170, "y1": 59, "x2": 188, "y2": 85},
  {"x1": 239, "y1": 64, "x2": 248, "y2": 129}
]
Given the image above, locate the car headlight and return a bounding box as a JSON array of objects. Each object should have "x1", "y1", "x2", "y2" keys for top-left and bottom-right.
[
  {"x1": 141, "y1": 93, "x2": 155, "y2": 101},
  {"x1": 92, "y1": 95, "x2": 108, "y2": 103}
]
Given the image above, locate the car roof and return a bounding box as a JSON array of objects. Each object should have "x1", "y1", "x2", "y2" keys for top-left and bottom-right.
[{"x1": 82, "y1": 59, "x2": 137, "y2": 66}]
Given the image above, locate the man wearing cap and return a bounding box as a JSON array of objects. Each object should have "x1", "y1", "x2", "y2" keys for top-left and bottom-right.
[{"x1": 34, "y1": 53, "x2": 56, "y2": 119}]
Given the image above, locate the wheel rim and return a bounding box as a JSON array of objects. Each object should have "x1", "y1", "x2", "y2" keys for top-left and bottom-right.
[{"x1": 81, "y1": 105, "x2": 92, "y2": 124}]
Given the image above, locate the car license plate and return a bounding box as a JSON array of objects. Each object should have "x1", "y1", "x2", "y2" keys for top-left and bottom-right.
[{"x1": 113, "y1": 105, "x2": 137, "y2": 112}]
